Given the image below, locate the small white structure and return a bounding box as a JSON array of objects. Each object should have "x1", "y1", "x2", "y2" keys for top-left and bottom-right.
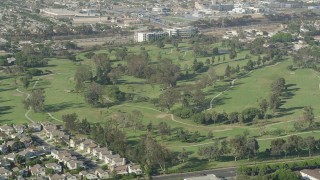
[
  {"x1": 300, "y1": 169, "x2": 320, "y2": 180},
  {"x1": 184, "y1": 174, "x2": 221, "y2": 180}
]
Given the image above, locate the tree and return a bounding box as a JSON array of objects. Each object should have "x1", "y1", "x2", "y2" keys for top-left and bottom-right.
[
  {"x1": 198, "y1": 141, "x2": 220, "y2": 160},
  {"x1": 157, "y1": 122, "x2": 171, "y2": 136},
  {"x1": 207, "y1": 67, "x2": 218, "y2": 84},
  {"x1": 129, "y1": 110, "x2": 144, "y2": 132},
  {"x1": 229, "y1": 50, "x2": 237, "y2": 59},
  {"x1": 303, "y1": 106, "x2": 315, "y2": 128},
  {"x1": 245, "y1": 59, "x2": 254, "y2": 71},
  {"x1": 270, "y1": 138, "x2": 286, "y2": 156},
  {"x1": 271, "y1": 78, "x2": 286, "y2": 96},
  {"x1": 287, "y1": 135, "x2": 304, "y2": 156},
  {"x1": 229, "y1": 112, "x2": 239, "y2": 124},
  {"x1": 156, "y1": 41, "x2": 165, "y2": 48},
  {"x1": 224, "y1": 65, "x2": 232, "y2": 78},
  {"x1": 212, "y1": 47, "x2": 219, "y2": 55},
  {"x1": 23, "y1": 89, "x2": 45, "y2": 112},
  {"x1": 159, "y1": 89, "x2": 180, "y2": 110},
  {"x1": 269, "y1": 93, "x2": 281, "y2": 112},
  {"x1": 141, "y1": 135, "x2": 173, "y2": 173},
  {"x1": 191, "y1": 59, "x2": 204, "y2": 72},
  {"x1": 74, "y1": 65, "x2": 92, "y2": 91},
  {"x1": 106, "y1": 85, "x2": 125, "y2": 101},
  {"x1": 84, "y1": 82, "x2": 105, "y2": 106},
  {"x1": 246, "y1": 138, "x2": 259, "y2": 159},
  {"x1": 126, "y1": 54, "x2": 149, "y2": 78},
  {"x1": 92, "y1": 53, "x2": 112, "y2": 84},
  {"x1": 304, "y1": 136, "x2": 316, "y2": 157},
  {"x1": 150, "y1": 60, "x2": 180, "y2": 87},
  {"x1": 62, "y1": 113, "x2": 78, "y2": 131},
  {"x1": 20, "y1": 73, "x2": 32, "y2": 89},
  {"x1": 219, "y1": 139, "x2": 231, "y2": 156},
  {"x1": 205, "y1": 59, "x2": 211, "y2": 65},
  {"x1": 178, "y1": 148, "x2": 188, "y2": 163},
  {"x1": 230, "y1": 135, "x2": 248, "y2": 161},
  {"x1": 192, "y1": 89, "x2": 205, "y2": 106},
  {"x1": 259, "y1": 99, "x2": 268, "y2": 114},
  {"x1": 207, "y1": 131, "x2": 213, "y2": 139},
  {"x1": 272, "y1": 169, "x2": 300, "y2": 180}
]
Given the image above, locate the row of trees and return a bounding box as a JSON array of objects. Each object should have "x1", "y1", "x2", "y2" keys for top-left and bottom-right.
[
  {"x1": 198, "y1": 132, "x2": 320, "y2": 163},
  {"x1": 198, "y1": 132, "x2": 259, "y2": 161},
  {"x1": 61, "y1": 113, "x2": 175, "y2": 175}
]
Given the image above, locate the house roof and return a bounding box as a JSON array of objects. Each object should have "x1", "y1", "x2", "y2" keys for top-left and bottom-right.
[
  {"x1": 0, "y1": 167, "x2": 11, "y2": 174},
  {"x1": 301, "y1": 169, "x2": 320, "y2": 179},
  {"x1": 0, "y1": 125, "x2": 14, "y2": 131},
  {"x1": 114, "y1": 165, "x2": 127, "y2": 172},
  {"x1": 50, "y1": 174, "x2": 65, "y2": 180},
  {"x1": 113, "y1": 157, "x2": 125, "y2": 163},
  {"x1": 45, "y1": 163, "x2": 60, "y2": 169},
  {"x1": 129, "y1": 164, "x2": 141, "y2": 170}
]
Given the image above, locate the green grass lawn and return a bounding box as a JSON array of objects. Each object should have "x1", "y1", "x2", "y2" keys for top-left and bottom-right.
[{"x1": 2, "y1": 41, "x2": 320, "y2": 171}]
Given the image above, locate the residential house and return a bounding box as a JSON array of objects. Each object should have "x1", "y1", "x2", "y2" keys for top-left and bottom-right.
[
  {"x1": 78, "y1": 139, "x2": 95, "y2": 151},
  {"x1": 30, "y1": 164, "x2": 46, "y2": 177},
  {"x1": 4, "y1": 153, "x2": 15, "y2": 162},
  {"x1": 28, "y1": 123, "x2": 42, "y2": 132},
  {"x1": 128, "y1": 164, "x2": 142, "y2": 175},
  {"x1": 111, "y1": 157, "x2": 126, "y2": 167},
  {"x1": 6, "y1": 141, "x2": 19, "y2": 151},
  {"x1": 66, "y1": 160, "x2": 84, "y2": 170},
  {"x1": 49, "y1": 174, "x2": 65, "y2": 180},
  {"x1": 0, "y1": 144, "x2": 8, "y2": 154},
  {"x1": 0, "y1": 158, "x2": 11, "y2": 168},
  {"x1": 104, "y1": 154, "x2": 120, "y2": 165},
  {"x1": 98, "y1": 150, "x2": 112, "y2": 160},
  {"x1": 69, "y1": 138, "x2": 84, "y2": 148},
  {"x1": 86, "y1": 142, "x2": 98, "y2": 154},
  {"x1": 13, "y1": 124, "x2": 26, "y2": 134},
  {"x1": 0, "y1": 132, "x2": 7, "y2": 140},
  {"x1": 41, "y1": 122, "x2": 58, "y2": 135},
  {"x1": 45, "y1": 163, "x2": 62, "y2": 173},
  {"x1": 65, "y1": 172, "x2": 78, "y2": 180},
  {"x1": 0, "y1": 167, "x2": 12, "y2": 179},
  {"x1": 92, "y1": 147, "x2": 109, "y2": 157},
  {"x1": 0, "y1": 125, "x2": 14, "y2": 135},
  {"x1": 112, "y1": 165, "x2": 128, "y2": 175},
  {"x1": 86, "y1": 173, "x2": 98, "y2": 180},
  {"x1": 79, "y1": 170, "x2": 88, "y2": 176},
  {"x1": 95, "y1": 168, "x2": 109, "y2": 179},
  {"x1": 18, "y1": 149, "x2": 37, "y2": 159},
  {"x1": 20, "y1": 135, "x2": 32, "y2": 148}
]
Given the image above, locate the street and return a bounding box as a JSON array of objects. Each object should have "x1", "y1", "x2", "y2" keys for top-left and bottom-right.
[{"x1": 152, "y1": 167, "x2": 237, "y2": 180}]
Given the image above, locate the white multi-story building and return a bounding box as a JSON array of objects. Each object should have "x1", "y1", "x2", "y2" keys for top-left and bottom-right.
[
  {"x1": 165, "y1": 26, "x2": 198, "y2": 39},
  {"x1": 134, "y1": 31, "x2": 169, "y2": 42}
]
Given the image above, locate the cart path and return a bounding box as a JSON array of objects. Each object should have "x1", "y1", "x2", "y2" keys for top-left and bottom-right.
[
  {"x1": 16, "y1": 78, "x2": 63, "y2": 123},
  {"x1": 208, "y1": 62, "x2": 281, "y2": 110}
]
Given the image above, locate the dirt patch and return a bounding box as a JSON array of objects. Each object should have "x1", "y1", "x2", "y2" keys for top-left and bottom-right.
[
  {"x1": 12, "y1": 93, "x2": 23, "y2": 97},
  {"x1": 44, "y1": 76, "x2": 54, "y2": 80},
  {"x1": 156, "y1": 114, "x2": 169, "y2": 119}
]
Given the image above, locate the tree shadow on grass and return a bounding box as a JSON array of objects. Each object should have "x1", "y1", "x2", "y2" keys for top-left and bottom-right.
[
  {"x1": 211, "y1": 96, "x2": 231, "y2": 106},
  {"x1": 0, "y1": 87, "x2": 17, "y2": 93},
  {"x1": 0, "y1": 106, "x2": 13, "y2": 115},
  {"x1": 180, "y1": 157, "x2": 209, "y2": 171},
  {"x1": 45, "y1": 102, "x2": 85, "y2": 112}
]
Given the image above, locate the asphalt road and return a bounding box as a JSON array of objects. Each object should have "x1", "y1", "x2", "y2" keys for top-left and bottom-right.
[{"x1": 152, "y1": 167, "x2": 237, "y2": 180}]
